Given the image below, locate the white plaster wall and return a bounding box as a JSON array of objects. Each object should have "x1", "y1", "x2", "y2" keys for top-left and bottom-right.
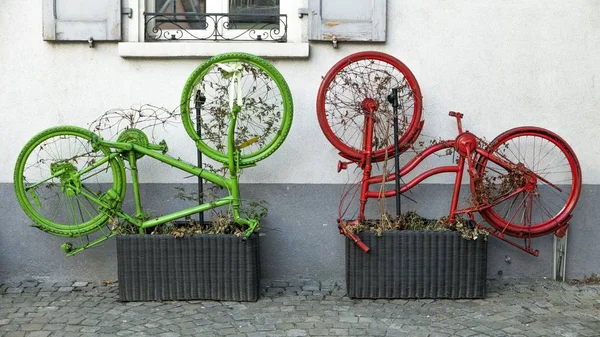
[{"x1": 1, "y1": 0, "x2": 599, "y2": 185}]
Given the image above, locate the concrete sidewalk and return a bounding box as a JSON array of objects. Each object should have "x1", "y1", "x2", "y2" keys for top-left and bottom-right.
[{"x1": 1, "y1": 279, "x2": 599, "y2": 337}]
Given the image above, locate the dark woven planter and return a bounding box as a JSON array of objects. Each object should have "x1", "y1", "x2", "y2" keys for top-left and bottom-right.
[
  {"x1": 117, "y1": 233, "x2": 260, "y2": 302},
  {"x1": 346, "y1": 231, "x2": 487, "y2": 299}
]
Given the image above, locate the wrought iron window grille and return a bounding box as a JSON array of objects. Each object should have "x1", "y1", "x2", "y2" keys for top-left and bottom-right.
[{"x1": 144, "y1": 12, "x2": 287, "y2": 42}]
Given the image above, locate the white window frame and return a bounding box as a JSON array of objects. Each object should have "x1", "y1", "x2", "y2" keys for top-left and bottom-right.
[{"x1": 119, "y1": 0, "x2": 308, "y2": 58}]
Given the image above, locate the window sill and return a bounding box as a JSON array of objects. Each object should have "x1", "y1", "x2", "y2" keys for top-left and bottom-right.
[{"x1": 118, "y1": 42, "x2": 310, "y2": 58}]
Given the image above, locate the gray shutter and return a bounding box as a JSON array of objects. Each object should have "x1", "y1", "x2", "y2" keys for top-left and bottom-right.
[
  {"x1": 308, "y1": 0, "x2": 386, "y2": 42},
  {"x1": 43, "y1": 0, "x2": 122, "y2": 41}
]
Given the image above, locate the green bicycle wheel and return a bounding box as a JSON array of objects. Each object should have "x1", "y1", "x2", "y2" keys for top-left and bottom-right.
[
  {"x1": 180, "y1": 52, "x2": 293, "y2": 166},
  {"x1": 14, "y1": 126, "x2": 126, "y2": 237}
]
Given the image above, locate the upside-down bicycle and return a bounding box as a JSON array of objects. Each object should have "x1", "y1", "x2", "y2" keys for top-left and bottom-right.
[
  {"x1": 14, "y1": 52, "x2": 293, "y2": 255},
  {"x1": 317, "y1": 51, "x2": 581, "y2": 256}
]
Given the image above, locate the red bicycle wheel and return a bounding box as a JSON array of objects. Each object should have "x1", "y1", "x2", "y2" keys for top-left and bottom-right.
[
  {"x1": 316, "y1": 51, "x2": 423, "y2": 162},
  {"x1": 476, "y1": 127, "x2": 582, "y2": 237}
]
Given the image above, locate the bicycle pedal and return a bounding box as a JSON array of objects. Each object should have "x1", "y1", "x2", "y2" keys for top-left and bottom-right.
[
  {"x1": 60, "y1": 242, "x2": 74, "y2": 253},
  {"x1": 238, "y1": 137, "x2": 258, "y2": 149}
]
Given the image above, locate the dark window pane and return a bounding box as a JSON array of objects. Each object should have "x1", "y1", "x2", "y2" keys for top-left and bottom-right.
[
  {"x1": 229, "y1": 0, "x2": 280, "y2": 27},
  {"x1": 156, "y1": 0, "x2": 206, "y2": 14},
  {"x1": 154, "y1": 0, "x2": 206, "y2": 29}
]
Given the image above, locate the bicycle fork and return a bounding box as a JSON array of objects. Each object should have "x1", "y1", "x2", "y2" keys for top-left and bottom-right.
[
  {"x1": 227, "y1": 105, "x2": 259, "y2": 236},
  {"x1": 338, "y1": 99, "x2": 379, "y2": 253}
]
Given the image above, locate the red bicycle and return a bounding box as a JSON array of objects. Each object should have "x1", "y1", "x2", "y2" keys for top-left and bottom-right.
[{"x1": 316, "y1": 51, "x2": 582, "y2": 256}]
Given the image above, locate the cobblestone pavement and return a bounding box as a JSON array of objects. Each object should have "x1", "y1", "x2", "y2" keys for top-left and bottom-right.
[{"x1": 0, "y1": 279, "x2": 599, "y2": 337}]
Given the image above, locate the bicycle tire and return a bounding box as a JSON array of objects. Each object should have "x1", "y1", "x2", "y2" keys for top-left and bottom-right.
[
  {"x1": 14, "y1": 126, "x2": 126, "y2": 237},
  {"x1": 180, "y1": 52, "x2": 293, "y2": 166},
  {"x1": 476, "y1": 127, "x2": 581, "y2": 237},
  {"x1": 316, "y1": 51, "x2": 423, "y2": 162}
]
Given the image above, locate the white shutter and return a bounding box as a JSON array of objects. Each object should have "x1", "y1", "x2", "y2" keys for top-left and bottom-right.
[
  {"x1": 307, "y1": 0, "x2": 386, "y2": 42},
  {"x1": 43, "y1": 0, "x2": 122, "y2": 41}
]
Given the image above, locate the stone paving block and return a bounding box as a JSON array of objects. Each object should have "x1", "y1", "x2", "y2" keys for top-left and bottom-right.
[
  {"x1": 247, "y1": 333, "x2": 268, "y2": 337},
  {"x1": 63, "y1": 324, "x2": 82, "y2": 332},
  {"x1": 71, "y1": 282, "x2": 88, "y2": 287},
  {"x1": 215, "y1": 327, "x2": 238, "y2": 335},
  {"x1": 3, "y1": 332, "x2": 25, "y2": 337},
  {"x1": 0, "y1": 325, "x2": 20, "y2": 333},
  {"x1": 157, "y1": 333, "x2": 179, "y2": 337},
  {"x1": 330, "y1": 328, "x2": 349, "y2": 335},
  {"x1": 366, "y1": 329, "x2": 386, "y2": 336},
  {"x1": 286, "y1": 329, "x2": 308, "y2": 336},
  {"x1": 20, "y1": 323, "x2": 44, "y2": 331},
  {"x1": 26, "y1": 332, "x2": 51, "y2": 337},
  {"x1": 332, "y1": 322, "x2": 352, "y2": 329},
  {"x1": 456, "y1": 329, "x2": 478, "y2": 336},
  {"x1": 339, "y1": 316, "x2": 359, "y2": 323}
]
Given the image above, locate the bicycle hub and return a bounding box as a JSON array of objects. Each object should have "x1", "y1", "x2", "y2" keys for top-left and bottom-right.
[{"x1": 361, "y1": 98, "x2": 379, "y2": 113}]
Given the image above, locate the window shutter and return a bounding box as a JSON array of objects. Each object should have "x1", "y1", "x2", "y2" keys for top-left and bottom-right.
[
  {"x1": 43, "y1": 0, "x2": 122, "y2": 41},
  {"x1": 307, "y1": 0, "x2": 386, "y2": 42}
]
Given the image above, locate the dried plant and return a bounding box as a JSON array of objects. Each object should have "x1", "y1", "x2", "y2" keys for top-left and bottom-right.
[
  {"x1": 349, "y1": 211, "x2": 488, "y2": 240},
  {"x1": 88, "y1": 104, "x2": 180, "y2": 142},
  {"x1": 568, "y1": 273, "x2": 600, "y2": 285}
]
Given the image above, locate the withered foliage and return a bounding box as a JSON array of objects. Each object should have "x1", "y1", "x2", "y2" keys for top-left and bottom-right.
[
  {"x1": 347, "y1": 211, "x2": 488, "y2": 241},
  {"x1": 568, "y1": 273, "x2": 600, "y2": 285},
  {"x1": 89, "y1": 104, "x2": 180, "y2": 142}
]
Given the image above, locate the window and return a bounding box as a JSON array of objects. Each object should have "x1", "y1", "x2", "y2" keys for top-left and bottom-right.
[
  {"x1": 144, "y1": 0, "x2": 286, "y2": 42},
  {"x1": 118, "y1": 0, "x2": 308, "y2": 58}
]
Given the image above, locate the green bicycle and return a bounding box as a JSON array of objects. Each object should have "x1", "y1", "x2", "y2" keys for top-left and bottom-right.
[{"x1": 13, "y1": 52, "x2": 293, "y2": 256}]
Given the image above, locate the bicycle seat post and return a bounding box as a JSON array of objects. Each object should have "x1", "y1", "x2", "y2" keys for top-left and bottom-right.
[
  {"x1": 195, "y1": 89, "x2": 206, "y2": 225},
  {"x1": 449, "y1": 111, "x2": 464, "y2": 134}
]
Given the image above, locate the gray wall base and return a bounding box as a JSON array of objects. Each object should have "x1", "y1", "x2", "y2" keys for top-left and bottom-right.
[{"x1": 0, "y1": 183, "x2": 598, "y2": 283}]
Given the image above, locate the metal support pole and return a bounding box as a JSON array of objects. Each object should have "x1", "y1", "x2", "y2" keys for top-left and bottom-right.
[
  {"x1": 195, "y1": 90, "x2": 206, "y2": 224},
  {"x1": 553, "y1": 229, "x2": 568, "y2": 281},
  {"x1": 389, "y1": 88, "x2": 401, "y2": 217}
]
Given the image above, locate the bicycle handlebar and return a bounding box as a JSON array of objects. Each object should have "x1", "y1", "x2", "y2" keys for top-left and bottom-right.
[
  {"x1": 355, "y1": 240, "x2": 370, "y2": 253},
  {"x1": 338, "y1": 221, "x2": 371, "y2": 253}
]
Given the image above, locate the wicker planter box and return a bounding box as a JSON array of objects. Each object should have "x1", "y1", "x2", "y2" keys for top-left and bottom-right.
[
  {"x1": 117, "y1": 233, "x2": 260, "y2": 302},
  {"x1": 346, "y1": 231, "x2": 487, "y2": 299}
]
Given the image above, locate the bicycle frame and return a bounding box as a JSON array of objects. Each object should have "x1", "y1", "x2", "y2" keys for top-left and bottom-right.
[
  {"x1": 63, "y1": 105, "x2": 257, "y2": 256},
  {"x1": 338, "y1": 110, "x2": 539, "y2": 255}
]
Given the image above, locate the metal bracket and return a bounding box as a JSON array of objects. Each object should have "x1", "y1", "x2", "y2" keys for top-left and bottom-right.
[
  {"x1": 553, "y1": 228, "x2": 568, "y2": 281},
  {"x1": 122, "y1": 7, "x2": 133, "y2": 19},
  {"x1": 298, "y1": 8, "x2": 309, "y2": 18},
  {"x1": 88, "y1": 37, "x2": 94, "y2": 48}
]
